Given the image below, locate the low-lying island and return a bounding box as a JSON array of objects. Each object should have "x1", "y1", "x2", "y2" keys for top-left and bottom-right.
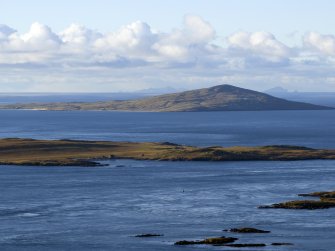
[{"x1": 0, "y1": 138, "x2": 335, "y2": 166}]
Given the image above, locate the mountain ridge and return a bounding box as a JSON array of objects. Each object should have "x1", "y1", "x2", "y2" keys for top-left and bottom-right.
[{"x1": 0, "y1": 84, "x2": 332, "y2": 112}]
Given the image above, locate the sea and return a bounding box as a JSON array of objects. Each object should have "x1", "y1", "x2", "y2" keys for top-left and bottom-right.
[{"x1": 0, "y1": 109, "x2": 335, "y2": 250}]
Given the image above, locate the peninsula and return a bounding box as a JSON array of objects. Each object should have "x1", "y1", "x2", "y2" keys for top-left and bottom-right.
[
  {"x1": 0, "y1": 138, "x2": 335, "y2": 166},
  {"x1": 0, "y1": 85, "x2": 332, "y2": 112}
]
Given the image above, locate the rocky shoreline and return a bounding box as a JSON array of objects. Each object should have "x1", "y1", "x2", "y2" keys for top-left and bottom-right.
[
  {"x1": 132, "y1": 188, "x2": 335, "y2": 248},
  {"x1": 259, "y1": 190, "x2": 335, "y2": 210},
  {"x1": 134, "y1": 227, "x2": 293, "y2": 248}
]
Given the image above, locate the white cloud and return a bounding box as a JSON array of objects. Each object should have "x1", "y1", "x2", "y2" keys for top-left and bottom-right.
[
  {"x1": 152, "y1": 15, "x2": 216, "y2": 61},
  {"x1": 0, "y1": 18, "x2": 289, "y2": 65},
  {"x1": 303, "y1": 32, "x2": 335, "y2": 56},
  {"x1": 0, "y1": 22, "x2": 63, "y2": 64},
  {"x1": 94, "y1": 21, "x2": 155, "y2": 57},
  {"x1": 10, "y1": 22, "x2": 61, "y2": 52},
  {"x1": 183, "y1": 15, "x2": 215, "y2": 43},
  {"x1": 0, "y1": 16, "x2": 335, "y2": 91},
  {"x1": 227, "y1": 31, "x2": 291, "y2": 61},
  {"x1": 60, "y1": 24, "x2": 101, "y2": 45},
  {"x1": 90, "y1": 15, "x2": 216, "y2": 63}
]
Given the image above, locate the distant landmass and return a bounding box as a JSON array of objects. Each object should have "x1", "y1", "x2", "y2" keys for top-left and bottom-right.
[
  {"x1": 0, "y1": 84, "x2": 332, "y2": 112},
  {"x1": 265, "y1": 87, "x2": 335, "y2": 108},
  {"x1": 0, "y1": 86, "x2": 183, "y2": 105},
  {"x1": 265, "y1": 86, "x2": 289, "y2": 94}
]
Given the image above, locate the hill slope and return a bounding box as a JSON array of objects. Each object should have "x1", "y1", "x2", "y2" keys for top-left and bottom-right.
[{"x1": 1, "y1": 85, "x2": 332, "y2": 112}]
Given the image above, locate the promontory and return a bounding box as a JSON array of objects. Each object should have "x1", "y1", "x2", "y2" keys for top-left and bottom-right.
[{"x1": 0, "y1": 138, "x2": 335, "y2": 166}]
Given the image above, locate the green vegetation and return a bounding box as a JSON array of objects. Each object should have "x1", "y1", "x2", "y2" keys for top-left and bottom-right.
[
  {"x1": 0, "y1": 84, "x2": 332, "y2": 112},
  {"x1": 1, "y1": 138, "x2": 335, "y2": 166}
]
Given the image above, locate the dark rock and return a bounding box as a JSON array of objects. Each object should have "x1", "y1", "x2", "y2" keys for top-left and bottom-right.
[
  {"x1": 271, "y1": 242, "x2": 293, "y2": 246},
  {"x1": 298, "y1": 191, "x2": 335, "y2": 199},
  {"x1": 174, "y1": 236, "x2": 237, "y2": 245},
  {"x1": 224, "y1": 227, "x2": 270, "y2": 233},
  {"x1": 259, "y1": 199, "x2": 335, "y2": 210},
  {"x1": 175, "y1": 240, "x2": 197, "y2": 245},
  {"x1": 134, "y1": 233, "x2": 163, "y2": 237}
]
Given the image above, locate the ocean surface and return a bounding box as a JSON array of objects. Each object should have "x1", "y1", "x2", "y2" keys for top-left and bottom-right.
[
  {"x1": 0, "y1": 110, "x2": 335, "y2": 250},
  {"x1": 1, "y1": 91, "x2": 335, "y2": 107},
  {"x1": 0, "y1": 93, "x2": 150, "y2": 104}
]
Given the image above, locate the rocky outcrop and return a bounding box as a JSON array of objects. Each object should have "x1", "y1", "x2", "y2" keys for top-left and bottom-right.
[
  {"x1": 224, "y1": 227, "x2": 270, "y2": 233},
  {"x1": 174, "y1": 236, "x2": 238, "y2": 245},
  {"x1": 271, "y1": 242, "x2": 294, "y2": 246},
  {"x1": 259, "y1": 200, "x2": 335, "y2": 209},
  {"x1": 259, "y1": 189, "x2": 335, "y2": 210},
  {"x1": 299, "y1": 190, "x2": 335, "y2": 199},
  {"x1": 134, "y1": 234, "x2": 163, "y2": 237}
]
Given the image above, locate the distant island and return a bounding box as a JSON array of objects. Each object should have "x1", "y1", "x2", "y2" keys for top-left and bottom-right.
[
  {"x1": 0, "y1": 84, "x2": 332, "y2": 112},
  {"x1": 1, "y1": 138, "x2": 335, "y2": 167}
]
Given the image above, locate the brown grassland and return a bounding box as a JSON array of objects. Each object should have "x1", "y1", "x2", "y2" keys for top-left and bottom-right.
[{"x1": 0, "y1": 138, "x2": 335, "y2": 166}]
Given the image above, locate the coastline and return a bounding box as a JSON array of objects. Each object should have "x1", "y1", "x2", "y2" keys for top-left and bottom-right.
[{"x1": 1, "y1": 138, "x2": 335, "y2": 167}]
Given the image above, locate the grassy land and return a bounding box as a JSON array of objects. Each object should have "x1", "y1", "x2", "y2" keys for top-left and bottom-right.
[{"x1": 0, "y1": 138, "x2": 335, "y2": 166}]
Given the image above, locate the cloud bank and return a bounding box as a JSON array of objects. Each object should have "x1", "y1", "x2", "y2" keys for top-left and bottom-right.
[{"x1": 0, "y1": 15, "x2": 335, "y2": 92}]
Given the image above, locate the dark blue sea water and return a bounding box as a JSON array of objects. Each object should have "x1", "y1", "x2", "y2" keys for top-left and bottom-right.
[
  {"x1": 1, "y1": 110, "x2": 335, "y2": 148},
  {"x1": 0, "y1": 110, "x2": 335, "y2": 250}
]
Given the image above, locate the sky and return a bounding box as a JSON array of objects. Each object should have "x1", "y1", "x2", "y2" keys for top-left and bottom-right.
[{"x1": 1, "y1": 0, "x2": 335, "y2": 92}]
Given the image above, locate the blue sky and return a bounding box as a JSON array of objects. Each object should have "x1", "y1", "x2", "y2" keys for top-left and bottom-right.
[
  {"x1": 3, "y1": 0, "x2": 335, "y2": 44},
  {"x1": 1, "y1": 0, "x2": 335, "y2": 92}
]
